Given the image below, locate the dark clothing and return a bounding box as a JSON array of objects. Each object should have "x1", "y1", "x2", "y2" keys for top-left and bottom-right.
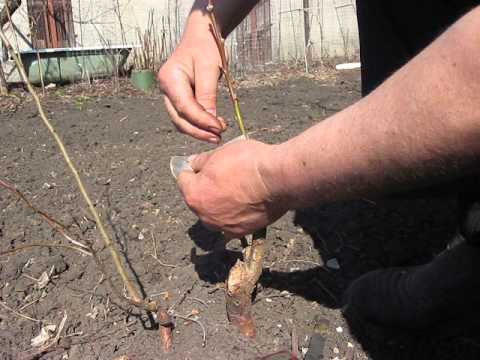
[
  {"x1": 356, "y1": 0, "x2": 480, "y2": 95},
  {"x1": 355, "y1": 0, "x2": 480, "y2": 244}
]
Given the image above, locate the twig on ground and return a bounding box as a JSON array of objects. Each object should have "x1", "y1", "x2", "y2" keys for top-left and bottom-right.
[
  {"x1": 174, "y1": 313, "x2": 207, "y2": 347},
  {"x1": 150, "y1": 231, "x2": 178, "y2": 268},
  {"x1": 253, "y1": 291, "x2": 292, "y2": 305},
  {"x1": 187, "y1": 297, "x2": 208, "y2": 307},
  {"x1": 0, "y1": 242, "x2": 92, "y2": 257},
  {"x1": 0, "y1": 178, "x2": 89, "y2": 249},
  {"x1": 0, "y1": 300, "x2": 42, "y2": 323},
  {"x1": 168, "y1": 281, "x2": 198, "y2": 313},
  {"x1": 18, "y1": 298, "x2": 41, "y2": 312}
]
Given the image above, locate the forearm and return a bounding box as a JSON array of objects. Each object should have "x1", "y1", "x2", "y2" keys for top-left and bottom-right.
[
  {"x1": 263, "y1": 6, "x2": 480, "y2": 209},
  {"x1": 189, "y1": 0, "x2": 260, "y2": 38}
]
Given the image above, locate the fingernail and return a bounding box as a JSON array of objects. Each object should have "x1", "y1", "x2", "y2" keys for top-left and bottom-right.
[
  {"x1": 208, "y1": 126, "x2": 222, "y2": 134},
  {"x1": 208, "y1": 136, "x2": 220, "y2": 144},
  {"x1": 218, "y1": 116, "x2": 228, "y2": 130}
]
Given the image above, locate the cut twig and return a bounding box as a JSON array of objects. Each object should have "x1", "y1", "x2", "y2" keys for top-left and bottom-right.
[{"x1": 158, "y1": 308, "x2": 173, "y2": 353}]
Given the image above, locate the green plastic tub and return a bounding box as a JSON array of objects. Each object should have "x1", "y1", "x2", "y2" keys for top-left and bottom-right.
[{"x1": 19, "y1": 45, "x2": 135, "y2": 85}]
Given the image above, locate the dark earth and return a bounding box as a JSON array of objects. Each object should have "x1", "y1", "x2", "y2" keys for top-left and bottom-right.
[{"x1": 1, "y1": 67, "x2": 480, "y2": 359}]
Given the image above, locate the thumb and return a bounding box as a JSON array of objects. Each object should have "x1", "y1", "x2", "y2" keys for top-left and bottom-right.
[
  {"x1": 190, "y1": 150, "x2": 214, "y2": 172},
  {"x1": 177, "y1": 170, "x2": 196, "y2": 202}
]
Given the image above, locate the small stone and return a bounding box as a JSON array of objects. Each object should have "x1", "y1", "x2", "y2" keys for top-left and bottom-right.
[
  {"x1": 333, "y1": 347, "x2": 340, "y2": 354},
  {"x1": 336, "y1": 326, "x2": 343, "y2": 333},
  {"x1": 326, "y1": 258, "x2": 341, "y2": 270}
]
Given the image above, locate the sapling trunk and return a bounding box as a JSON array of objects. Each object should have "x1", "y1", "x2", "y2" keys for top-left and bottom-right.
[{"x1": 206, "y1": 0, "x2": 267, "y2": 338}]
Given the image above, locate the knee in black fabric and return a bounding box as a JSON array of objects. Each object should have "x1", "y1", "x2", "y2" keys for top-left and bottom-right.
[{"x1": 461, "y1": 202, "x2": 480, "y2": 246}]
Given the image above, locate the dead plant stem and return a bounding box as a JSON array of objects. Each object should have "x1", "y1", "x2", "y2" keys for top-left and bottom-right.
[
  {"x1": 0, "y1": 300, "x2": 42, "y2": 323},
  {"x1": 0, "y1": 243, "x2": 92, "y2": 257}
]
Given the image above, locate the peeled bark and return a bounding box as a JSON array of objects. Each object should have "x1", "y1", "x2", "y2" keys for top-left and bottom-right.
[
  {"x1": 158, "y1": 308, "x2": 173, "y2": 353},
  {"x1": 225, "y1": 229, "x2": 266, "y2": 338}
]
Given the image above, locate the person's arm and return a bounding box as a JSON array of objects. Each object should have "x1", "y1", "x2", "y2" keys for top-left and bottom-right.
[
  {"x1": 264, "y1": 5, "x2": 480, "y2": 209},
  {"x1": 158, "y1": 0, "x2": 259, "y2": 143},
  {"x1": 191, "y1": 0, "x2": 259, "y2": 37},
  {"x1": 178, "y1": 6, "x2": 480, "y2": 237}
]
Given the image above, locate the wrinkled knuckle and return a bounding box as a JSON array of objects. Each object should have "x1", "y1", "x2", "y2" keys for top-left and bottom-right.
[
  {"x1": 183, "y1": 190, "x2": 198, "y2": 209},
  {"x1": 196, "y1": 93, "x2": 216, "y2": 102},
  {"x1": 157, "y1": 67, "x2": 170, "y2": 91},
  {"x1": 176, "y1": 104, "x2": 189, "y2": 119}
]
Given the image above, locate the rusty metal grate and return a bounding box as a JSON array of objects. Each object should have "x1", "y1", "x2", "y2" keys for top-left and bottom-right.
[
  {"x1": 236, "y1": 0, "x2": 272, "y2": 68},
  {"x1": 27, "y1": 0, "x2": 75, "y2": 49}
]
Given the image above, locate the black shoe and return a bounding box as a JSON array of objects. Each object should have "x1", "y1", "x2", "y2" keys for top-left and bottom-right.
[{"x1": 342, "y1": 238, "x2": 480, "y2": 330}]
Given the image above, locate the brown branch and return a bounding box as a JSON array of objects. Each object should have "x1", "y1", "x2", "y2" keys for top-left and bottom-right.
[{"x1": 0, "y1": 178, "x2": 89, "y2": 249}]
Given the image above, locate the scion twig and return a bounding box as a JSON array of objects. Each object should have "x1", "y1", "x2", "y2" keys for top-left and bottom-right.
[{"x1": 206, "y1": 0, "x2": 247, "y2": 136}]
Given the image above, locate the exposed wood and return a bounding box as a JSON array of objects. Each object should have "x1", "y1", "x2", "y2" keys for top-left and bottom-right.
[{"x1": 225, "y1": 230, "x2": 267, "y2": 338}]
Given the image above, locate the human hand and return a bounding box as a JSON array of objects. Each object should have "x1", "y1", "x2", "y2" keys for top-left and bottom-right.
[
  {"x1": 177, "y1": 139, "x2": 288, "y2": 238},
  {"x1": 158, "y1": 12, "x2": 227, "y2": 143}
]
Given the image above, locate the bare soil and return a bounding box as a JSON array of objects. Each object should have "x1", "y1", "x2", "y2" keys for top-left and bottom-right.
[{"x1": 1, "y1": 68, "x2": 479, "y2": 360}]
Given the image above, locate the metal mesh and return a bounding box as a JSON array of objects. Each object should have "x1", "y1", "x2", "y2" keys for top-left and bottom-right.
[
  {"x1": 230, "y1": 0, "x2": 359, "y2": 72},
  {"x1": 2, "y1": 0, "x2": 359, "y2": 75}
]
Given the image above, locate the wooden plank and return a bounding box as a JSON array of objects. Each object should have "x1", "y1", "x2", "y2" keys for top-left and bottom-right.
[{"x1": 47, "y1": 0, "x2": 59, "y2": 47}]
